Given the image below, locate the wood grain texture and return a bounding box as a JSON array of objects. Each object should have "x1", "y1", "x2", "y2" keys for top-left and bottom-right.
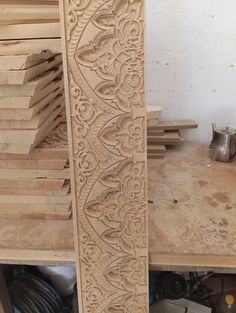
[
  {"x1": 60, "y1": 0, "x2": 148, "y2": 311},
  {"x1": 0, "y1": 39, "x2": 61, "y2": 55}
]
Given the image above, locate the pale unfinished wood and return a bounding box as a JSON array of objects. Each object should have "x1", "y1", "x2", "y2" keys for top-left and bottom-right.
[
  {"x1": 0, "y1": 96, "x2": 64, "y2": 130},
  {"x1": 0, "y1": 194, "x2": 71, "y2": 204},
  {"x1": 0, "y1": 91, "x2": 63, "y2": 121},
  {"x1": 147, "y1": 131, "x2": 184, "y2": 145},
  {"x1": 0, "y1": 76, "x2": 63, "y2": 109},
  {"x1": 0, "y1": 54, "x2": 61, "y2": 85},
  {"x1": 0, "y1": 50, "x2": 54, "y2": 71},
  {"x1": 0, "y1": 168, "x2": 70, "y2": 179},
  {"x1": 0, "y1": 159, "x2": 67, "y2": 170},
  {"x1": 60, "y1": 0, "x2": 148, "y2": 311},
  {"x1": 0, "y1": 5, "x2": 59, "y2": 25},
  {"x1": 147, "y1": 145, "x2": 166, "y2": 153},
  {"x1": 0, "y1": 65, "x2": 63, "y2": 97},
  {"x1": 0, "y1": 178, "x2": 67, "y2": 190},
  {"x1": 0, "y1": 39, "x2": 61, "y2": 55},
  {"x1": 0, "y1": 105, "x2": 63, "y2": 144},
  {"x1": 147, "y1": 119, "x2": 198, "y2": 130},
  {"x1": 0, "y1": 203, "x2": 71, "y2": 221},
  {"x1": 148, "y1": 143, "x2": 236, "y2": 268},
  {"x1": 0, "y1": 23, "x2": 60, "y2": 40},
  {"x1": 147, "y1": 153, "x2": 165, "y2": 160}
]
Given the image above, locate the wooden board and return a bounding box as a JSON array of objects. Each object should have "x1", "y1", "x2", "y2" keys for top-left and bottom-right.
[
  {"x1": 0, "y1": 65, "x2": 63, "y2": 97},
  {"x1": 147, "y1": 131, "x2": 184, "y2": 145},
  {"x1": 0, "y1": 168, "x2": 70, "y2": 179},
  {"x1": 0, "y1": 194, "x2": 71, "y2": 204},
  {"x1": 0, "y1": 50, "x2": 54, "y2": 71},
  {"x1": 147, "y1": 119, "x2": 198, "y2": 130},
  {"x1": 60, "y1": 0, "x2": 149, "y2": 311},
  {"x1": 0, "y1": 90, "x2": 64, "y2": 120},
  {"x1": 0, "y1": 5, "x2": 59, "y2": 25},
  {"x1": 0, "y1": 76, "x2": 63, "y2": 109},
  {"x1": 147, "y1": 153, "x2": 165, "y2": 160},
  {"x1": 0, "y1": 113, "x2": 64, "y2": 154},
  {"x1": 147, "y1": 145, "x2": 166, "y2": 153},
  {"x1": 0, "y1": 158, "x2": 67, "y2": 169},
  {"x1": 0, "y1": 105, "x2": 63, "y2": 144},
  {"x1": 0, "y1": 206, "x2": 71, "y2": 221},
  {"x1": 0, "y1": 39, "x2": 61, "y2": 56},
  {"x1": 0, "y1": 178, "x2": 67, "y2": 190},
  {"x1": 0, "y1": 22, "x2": 60, "y2": 40},
  {"x1": 0, "y1": 54, "x2": 61, "y2": 85},
  {"x1": 0, "y1": 95, "x2": 64, "y2": 129},
  {"x1": 147, "y1": 130, "x2": 164, "y2": 136}
]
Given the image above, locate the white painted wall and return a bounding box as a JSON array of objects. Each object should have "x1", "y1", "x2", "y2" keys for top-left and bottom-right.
[{"x1": 147, "y1": 0, "x2": 236, "y2": 142}]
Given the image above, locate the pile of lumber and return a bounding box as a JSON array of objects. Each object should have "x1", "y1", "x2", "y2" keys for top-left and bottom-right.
[
  {"x1": 0, "y1": 51, "x2": 64, "y2": 154},
  {"x1": 147, "y1": 119, "x2": 198, "y2": 159},
  {"x1": 0, "y1": 121, "x2": 71, "y2": 220},
  {"x1": 0, "y1": 1, "x2": 60, "y2": 40}
]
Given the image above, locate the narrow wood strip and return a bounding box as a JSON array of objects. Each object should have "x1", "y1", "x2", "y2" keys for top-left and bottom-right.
[
  {"x1": 0, "y1": 159, "x2": 67, "y2": 170},
  {"x1": 0, "y1": 65, "x2": 63, "y2": 97},
  {"x1": 147, "y1": 119, "x2": 198, "y2": 130},
  {"x1": 0, "y1": 23, "x2": 60, "y2": 41},
  {"x1": 0, "y1": 249, "x2": 75, "y2": 265},
  {"x1": 147, "y1": 154, "x2": 165, "y2": 160},
  {"x1": 147, "y1": 145, "x2": 166, "y2": 153},
  {"x1": 0, "y1": 194, "x2": 71, "y2": 204},
  {"x1": 0, "y1": 168, "x2": 70, "y2": 179},
  {"x1": 0, "y1": 54, "x2": 62, "y2": 85},
  {"x1": 149, "y1": 253, "x2": 236, "y2": 273},
  {"x1": 0, "y1": 203, "x2": 71, "y2": 212},
  {"x1": 0, "y1": 178, "x2": 66, "y2": 190},
  {"x1": 0, "y1": 39, "x2": 61, "y2": 55}
]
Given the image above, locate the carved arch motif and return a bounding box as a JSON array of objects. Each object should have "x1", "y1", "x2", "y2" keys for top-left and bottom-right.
[{"x1": 60, "y1": 0, "x2": 148, "y2": 311}]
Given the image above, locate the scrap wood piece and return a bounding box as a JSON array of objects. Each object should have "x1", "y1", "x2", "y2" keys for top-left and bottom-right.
[
  {"x1": 147, "y1": 145, "x2": 166, "y2": 154},
  {"x1": 147, "y1": 119, "x2": 198, "y2": 130},
  {"x1": 0, "y1": 54, "x2": 61, "y2": 85},
  {"x1": 0, "y1": 203, "x2": 71, "y2": 221},
  {"x1": 0, "y1": 22, "x2": 61, "y2": 41},
  {"x1": 0, "y1": 39, "x2": 61, "y2": 56},
  {"x1": 0, "y1": 89, "x2": 64, "y2": 121},
  {"x1": 0, "y1": 105, "x2": 63, "y2": 144},
  {"x1": 0, "y1": 178, "x2": 67, "y2": 190},
  {"x1": 0, "y1": 50, "x2": 55, "y2": 71},
  {"x1": 0, "y1": 95, "x2": 64, "y2": 130},
  {"x1": 147, "y1": 131, "x2": 184, "y2": 145},
  {"x1": 0, "y1": 194, "x2": 71, "y2": 204},
  {"x1": 0, "y1": 65, "x2": 63, "y2": 97},
  {"x1": 147, "y1": 153, "x2": 165, "y2": 160},
  {"x1": 0, "y1": 76, "x2": 63, "y2": 109},
  {"x1": 0, "y1": 168, "x2": 70, "y2": 179},
  {"x1": 147, "y1": 130, "x2": 164, "y2": 136}
]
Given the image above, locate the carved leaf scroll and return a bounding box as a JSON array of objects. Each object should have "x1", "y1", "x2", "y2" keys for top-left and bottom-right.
[{"x1": 60, "y1": 0, "x2": 148, "y2": 311}]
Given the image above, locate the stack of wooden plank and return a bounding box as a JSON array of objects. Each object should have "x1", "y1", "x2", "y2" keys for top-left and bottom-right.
[
  {"x1": 0, "y1": 1, "x2": 60, "y2": 40},
  {"x1": 0, "y1": 52, "x2": 65, "y2": 154},
  {"x1": 147, "y1": 119, "x2": 198, "y2": 159},
  {"x1": 0, "y1": 121, "x2": 71, "y2": 220}
]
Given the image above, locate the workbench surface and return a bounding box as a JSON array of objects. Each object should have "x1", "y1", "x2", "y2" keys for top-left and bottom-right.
[
  {"x1": 1, "y1": 143, "x2": 236, "y2": 271},
  {"x1": 148, "y1": 143, "x2": 236, "y2": 272}
]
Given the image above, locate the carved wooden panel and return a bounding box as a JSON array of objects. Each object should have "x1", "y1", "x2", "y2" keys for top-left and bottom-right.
[{"x1": 60, "y1": 0, "x2": 148, "y2": 311}]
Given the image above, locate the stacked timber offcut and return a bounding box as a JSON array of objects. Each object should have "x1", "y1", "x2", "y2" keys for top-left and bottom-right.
[
  {"x1": 147, "y1": 118, "x2": 198, "y2": 159},
  {"x1": 0, "y1": 52, "x2": 65, "y2": 154},
  {"x1": 0, "y1": 121, "x2": 72, "y2": 220}
]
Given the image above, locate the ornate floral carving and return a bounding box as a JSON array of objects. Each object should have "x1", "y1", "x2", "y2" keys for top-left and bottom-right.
[
  {"x1": 100, "y1": 114, "x2": 145, "y2": 157},
  {"x1": 61, "y1": 0, "x2": 148, "y2": 311},
  {"x1": 75, "y1": 0, "x2": 145, "y2": 112},
  {"x1": 85, "y1": 161, "x2": 146, "y2": 254}
]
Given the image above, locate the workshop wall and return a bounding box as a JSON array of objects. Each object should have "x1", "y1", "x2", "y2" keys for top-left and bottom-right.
[{"x1": 147, "y1": 0, "x2": 236, "y2": 142}]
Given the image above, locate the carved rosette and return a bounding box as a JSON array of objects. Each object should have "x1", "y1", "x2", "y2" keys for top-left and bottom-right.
[{"x1": 61, "y1": 0, "x2": 148, "y2": 311}]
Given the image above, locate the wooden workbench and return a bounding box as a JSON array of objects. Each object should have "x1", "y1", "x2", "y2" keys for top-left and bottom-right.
[
  {"x1": 1, "y1": 143, "x2": 236, "y2": 273},
  {"x1": 148, "y1": 143, "x2": 236, "y2": 273}
]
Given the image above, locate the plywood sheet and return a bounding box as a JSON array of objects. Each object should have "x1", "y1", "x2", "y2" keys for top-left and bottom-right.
[{"x1": 60, "y1": 0, "x2": 148, "y2": 311}]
